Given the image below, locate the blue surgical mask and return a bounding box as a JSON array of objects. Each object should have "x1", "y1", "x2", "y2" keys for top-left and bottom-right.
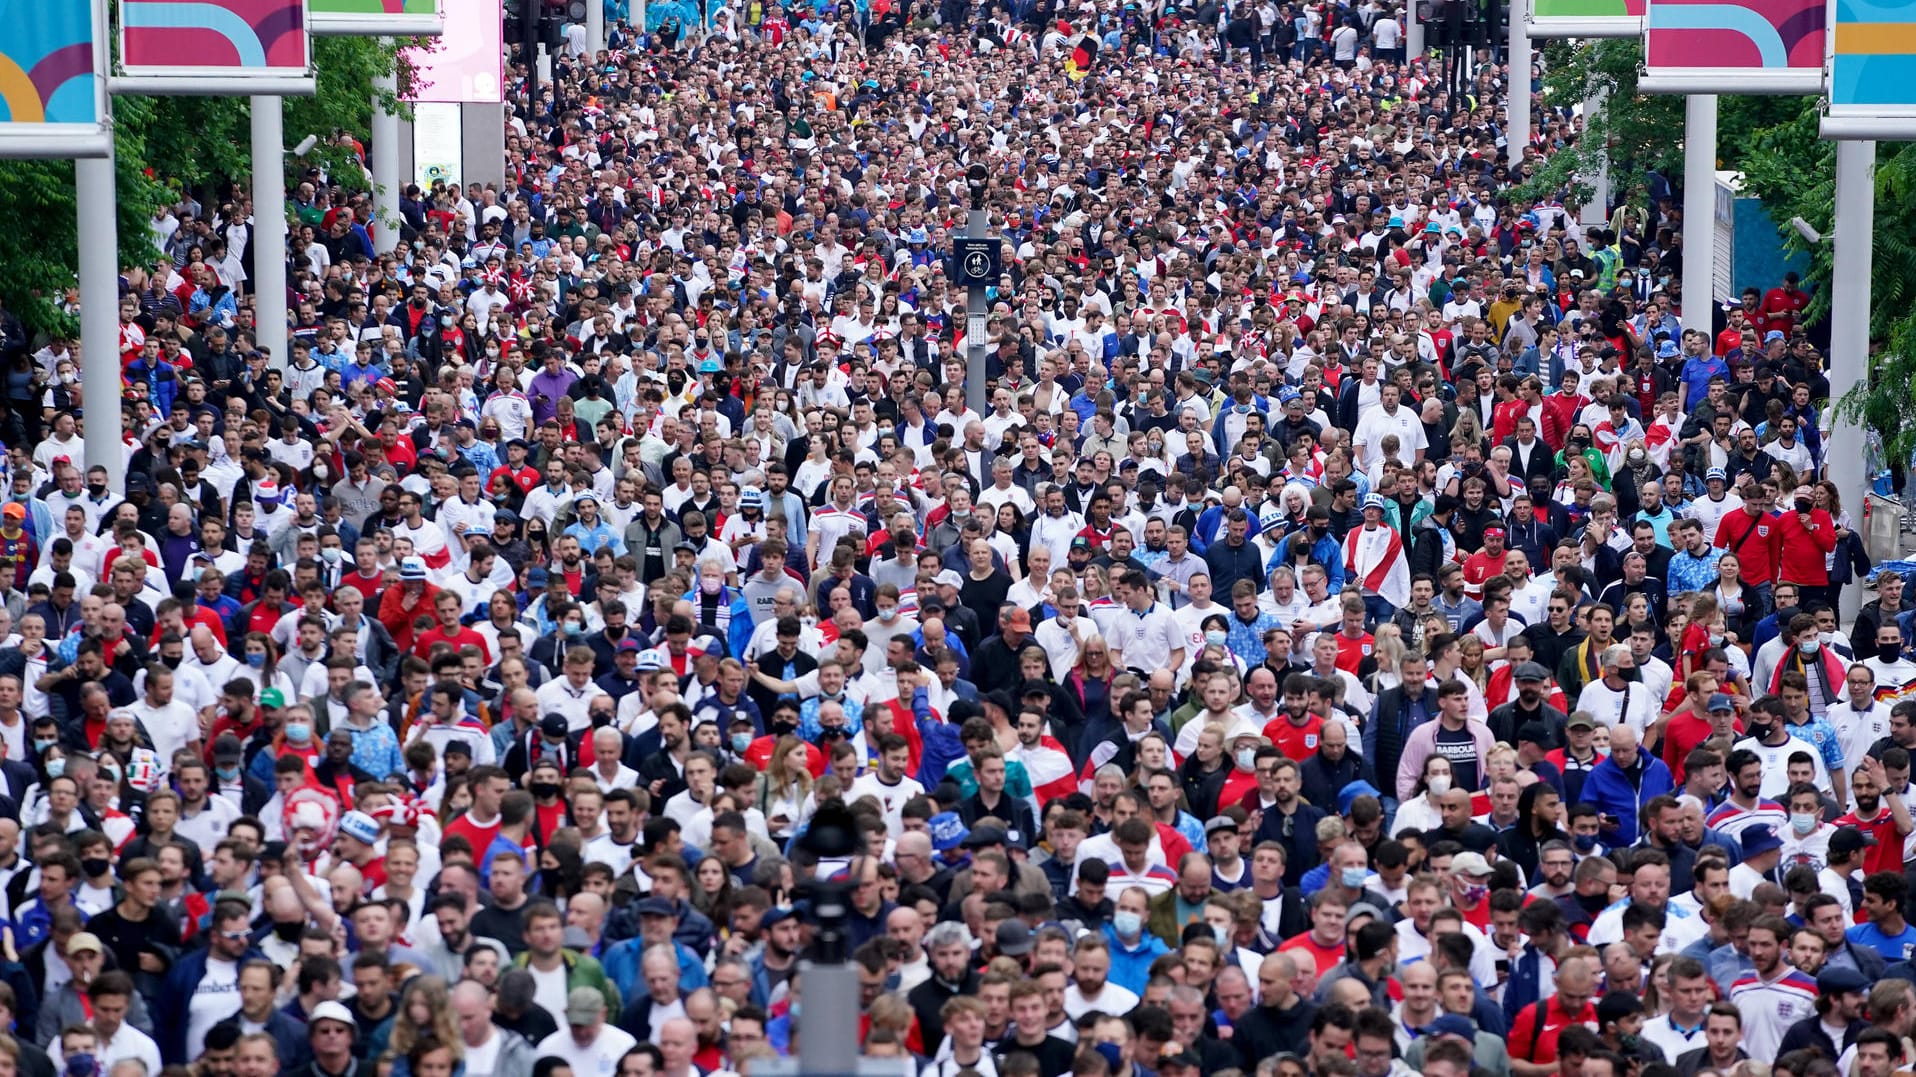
[
  {"x1": 1205, "y1": 629, "x2": 1229, "y2": 647},
  {"x1": 45, "y1": 758, "x2": 64, "y2": 778},
  {"x1": 731, "y1": 732, "x2": 753, "y2": 753},
  {"x1": 216, "y1": 765, "x2": 240, "y2": 781},
  {"x1": 245, "y1": 651, "x2": 267, "y2": 668},
  {"x1": 1573, "y1": 833, "x2": 1598, "y2": 851},
  {"x1": 564, "y1": 622, "x2": 584, "y2": 636},
  {"x1": 1113, "y1": 911, "x2": 1143, "y2": 938},
  {"x1": 1341, "y1": 867, "x2": 1369, "y2": 889},
  {"x1": 32, "y1": 738, "x2": 55, "y2": 755},
  {"x1": 286, "y1": 722, "x2": 311, "y2": 743}
]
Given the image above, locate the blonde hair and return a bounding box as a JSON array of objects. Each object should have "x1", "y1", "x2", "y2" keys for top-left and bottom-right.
[{"x1": 387, "y1": 975, "x2": 461, "y2": 1063}]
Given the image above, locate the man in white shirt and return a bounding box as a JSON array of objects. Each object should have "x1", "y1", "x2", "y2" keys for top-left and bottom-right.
[
  {"x1": 847, "y1": 736, "x2": 925, "y2": 837},
  {"x1": 452, "y1": 982, "x2": 525, "y2": 1077},
  {"x1": 1831, "y1": 662, "x2": 1897, "y2": 782},
  {"x1": 537, "y1": 989, "x2": 638, "y2": 1077},
  {"x1": 1110, "y1": 570, "x2": 1186, "y2": 677},
  {"x1": 124, "y1": 667, "x2": 199, "y2": 768},
  {"x1": 1352, "y1": 384, "x2": 1428, "y2": 470},
  {"x1": 537, "y1": 649, "x2": 609, "y2": 733}
]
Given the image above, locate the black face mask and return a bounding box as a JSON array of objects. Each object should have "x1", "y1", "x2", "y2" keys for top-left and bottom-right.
[
  {"x1": 81, "y1": 857, "x2": 111, "y2": 878},
  {"x1": 531, "y1": 781, "x2": 563, "y2": 800},
  {"x1": 273, "y1": 920, "x2": 305, "y2": 942},
  {"x1": 539, "y1": 867, "x2": 564, "y2": 892},
  {"x1": 161, "y1": 654, "x2": 183, "y2": 670},
  {"x1": 1882, "y1": 643, "x2": 1903, "y2": 664}
]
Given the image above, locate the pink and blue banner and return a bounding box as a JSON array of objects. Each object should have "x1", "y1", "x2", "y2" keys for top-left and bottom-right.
[
  {"x1": 1641, "y1": 0, "x2": 1824, "y2": 92},
  {"x1": 0, "y1": 0, "x2": 111, "y2": 157},
  {"x1": 117, "y1": 0, "x2": 315, "y2": 95}
]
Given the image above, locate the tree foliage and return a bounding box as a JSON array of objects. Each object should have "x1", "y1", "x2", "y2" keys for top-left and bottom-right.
[
  {"x1": 1517, "y1": 43, "x2": 1916, "y2": 468},
  {"x1": 0, "y1": 36, "x2": 416, "y2": 338},
  {"x1": 1508, "y1": 39, "x2": 1684, "y2": 210}
]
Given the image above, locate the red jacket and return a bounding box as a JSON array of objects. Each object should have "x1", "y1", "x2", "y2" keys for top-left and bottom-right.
[
  {"x1": 1539, "y1": 392, "x2": 1585, "y2": 450},
  {"x1": 1772, "y1": 507, "x2": 1837, "y2": 586}
]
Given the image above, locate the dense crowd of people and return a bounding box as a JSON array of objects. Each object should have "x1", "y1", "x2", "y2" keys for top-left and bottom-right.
[{"x1": 0, "y1": 7, "x2": 1894, "y2": 1077}]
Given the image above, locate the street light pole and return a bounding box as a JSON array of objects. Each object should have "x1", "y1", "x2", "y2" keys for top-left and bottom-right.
[
  {"x1": 1831, "y1": 140, "x2": 1875, "y2": 623},
  {"x1": 965, "y1": 163, "x2": 990, "y2": 418}
]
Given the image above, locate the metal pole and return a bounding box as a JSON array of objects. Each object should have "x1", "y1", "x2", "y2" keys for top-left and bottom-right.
[
  {"x1": 1580, "y1": 89, "x2": 1609, "y2": 227},
  {"x1": 1681, "y1": 93, "x2": 1717, "y2": 336},
  {"x1": 372, "y1": 51, "x2": 401, "y2": 256},
  {"x1": 251, "y1": 95, "x2": 290, "y2": 373},
  {"x1": 523, "y1": 2, "x2": 541, "y2": 122},
  {"x1": 1406, "y1": 0, "x2": 1423, "y2": 62},
  {"x1": 1506, "y1": 0, "x2": 1529, "y2": 169},
  {"x1": 796, "y1": 960, "x2": 860, "y2": 1074},
  {"x1": 588, "y1": 0, "x2": 605, "y2": 54},
  {"x1": 77, "y1": 156, "x2": 124, "y2": 487},
  {"x1": 966, "y1": 206, "x2": 988, "y2": 417},
  {"x1": 1831, "y1": 139, "x2": 1875, "y2": 623}
]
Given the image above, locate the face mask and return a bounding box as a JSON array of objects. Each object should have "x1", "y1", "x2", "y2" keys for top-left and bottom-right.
[
  {"x1": 1236, "y1": 747, "x2": 1257, "y2": 770},
  {"x1": 1341, "y1": 867, "x2": 1369, "y2": 889},
  {"x1": 67, "y1": 1053, "x2": 97, "y2": 1077},
  {"x1": 1573, "y1": 833, "x2": 1598, "y2": 851},
  {"x1": 877, "y1": 607, "x2": 898, "y2": 621},
  {"x1": 1884, "y1": 643, "x2": 1904, "y2": 663},
  {"x1": 531, "y1": 781, "x2": 564, "y2": 799},
  {"x1": 1112, "y1": 911, "x2": 1143, "y2": 938},
  {"x1": 701, "y1": 576, "x2": 722, "y2": 595},
  {"x1": 1426, "y1": 775, "x2": 1451, "y2": 796},
  {"x1": 321, "y1": 547, "x2": 343, "y2": 563},
  {"x1": 731, "y1": 732, "x2": 753, "y2": 753},
  {"x1": 245, "y1": 651, "x2": 267, "y2": 668},
  {"x1": 45, "y1": 759, "x2": 64, "y2": 778},
  {"x1": 1709, "y1": 631, "x2": 1724, "y2": 645},
  {"x1": 274, "y1": 920, "x2": 305, "y2": 942},
  {"x1": 1797, "y1": 640, "x2": 1819, "y2": 655},
  {"x1": 1790, "y1": 812, "x2": 1818, "y2": 835},
  {"x1": 1462, "y1": 884, "x2": 1489, "y2": 903},
  {"x1": 1205, "y1": 629, "x2": 1229, "y2": 647},
  {"x1": 1746, "y1": 722, "x2": 1774, "y2": 742},
  {"x1": 32, "y1": 738, "x2": 55, "y2": 754},
  {"x1": 87, "y1": 483, "x2": 107, "y2": 497},
  {"x1": 285, "y1": 722, "x2": 311, "y2": 743},
  {"x1": 564, "y1": 622, "x2": 584, "y2": 636}
]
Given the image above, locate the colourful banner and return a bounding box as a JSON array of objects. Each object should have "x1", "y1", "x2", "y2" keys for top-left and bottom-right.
[
  {"x1": 118, "y1": 0, "x2": 314, "y2": 93},
  {"x1": 1531, "y1": 0, "x2": 1645, "y2": 36},
  {"x1": 310, "y1": 0, "x2": 443, "y2": 36},
  {"x1": 1642, "y1": 0, "x2": 1824, "y2": 91},
  {"x1": 0, "y1": 0, "x2": 110, "y2": 157},
  {"x1": 1831, "y1": 0, "x2": 1916, "y2": 106},
  {"x1": 406, "y1": 0, "x2": 501, "y2": 103}
]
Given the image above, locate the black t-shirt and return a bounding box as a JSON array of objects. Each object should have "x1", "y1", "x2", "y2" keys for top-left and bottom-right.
[
  {"x1": 1433, "y1": 723, "x2": 1481, "y2": 791},
  {"x1": 998, "y1": 1035, "x2": 1076, "y2": 1077},
  {"x1": 960, "y1": 572, "x2": 1012, "y2": 638}
]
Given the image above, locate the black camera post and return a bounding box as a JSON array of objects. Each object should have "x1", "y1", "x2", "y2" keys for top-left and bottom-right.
[{"x1": 742, "y1": 800, "x2": 911, "y2": 1077}]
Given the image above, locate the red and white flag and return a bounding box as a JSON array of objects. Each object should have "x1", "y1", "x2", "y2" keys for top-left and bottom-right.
[
  {"x1": 1344, "y1": 523, "x2": 1411, "y2": 609},
  {"x1": 1015, "y1": 735, "x2": 1078, "y2": 811}
]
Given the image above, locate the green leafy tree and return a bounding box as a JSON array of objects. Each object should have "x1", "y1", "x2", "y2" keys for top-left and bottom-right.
[{"x1": 0, "y1": 35, "x2": 418, "y2": 337}]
